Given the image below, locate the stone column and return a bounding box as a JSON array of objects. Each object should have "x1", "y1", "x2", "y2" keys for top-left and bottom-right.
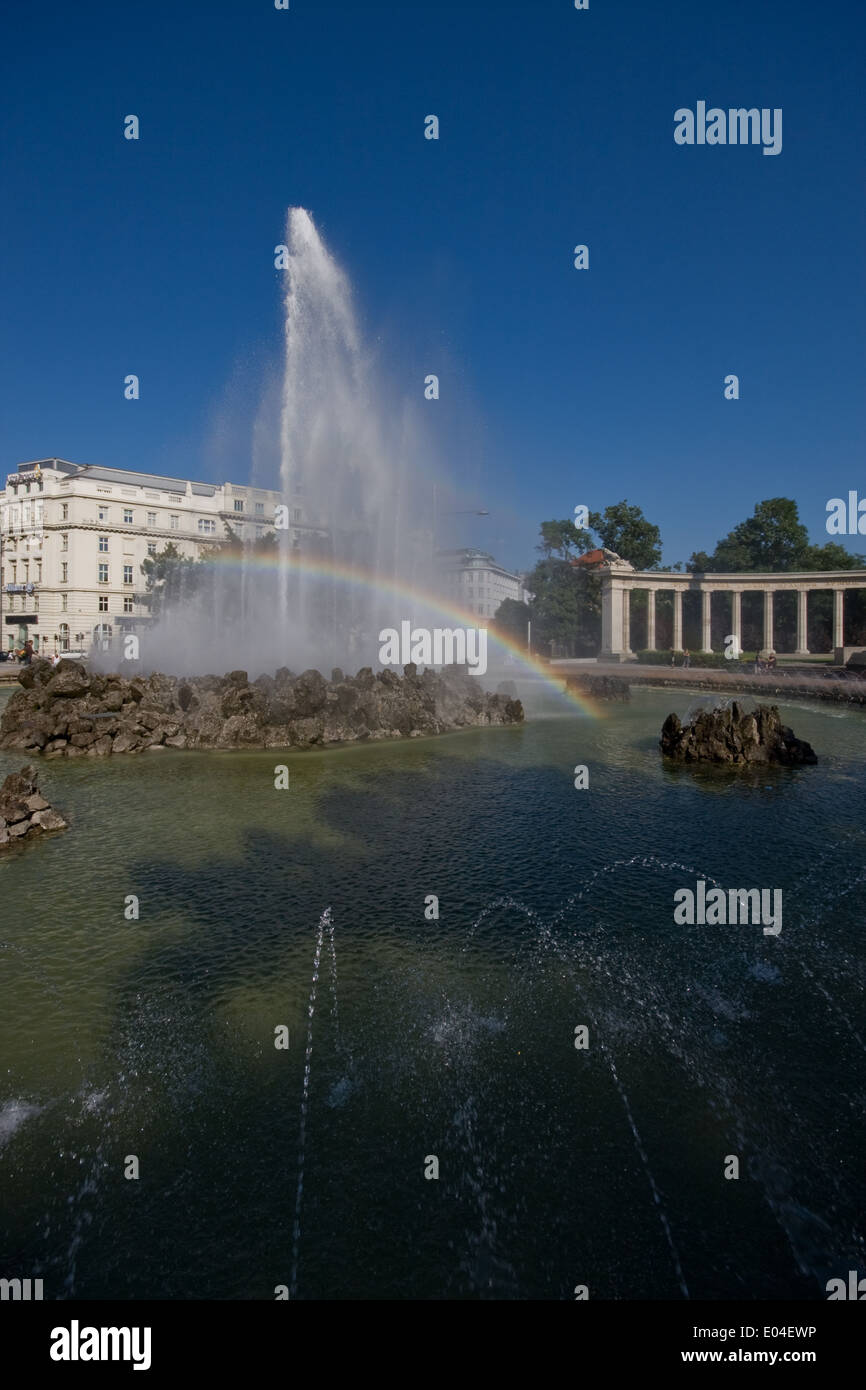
[
  {"x1": 795, "y1": 588, "x2": 810, "y2": 657},
  {"x1": 600, "y1": 575, "x2": 625, "y2": 660},
  {"x1": 646, "y1": 589, "x2": 656, "y2": 652},
  {"x1": 622, "y1": 586, "x2": 631, "y2": 657},
  {"x1": 763, "y1": 589, "x2": 775, "y2": 654},
  {"x1": 672, "y1": 588, "x2": 683, "y2": 652},
  {"x1": 701, "y1": 588, "x2": 712, "y2": 653},
  {"x1": 731, "y1": 589, "x2": 742, "y2": 657},
  {"x1": 833, "y1": 588, "x2": 845, "y2": 653}
]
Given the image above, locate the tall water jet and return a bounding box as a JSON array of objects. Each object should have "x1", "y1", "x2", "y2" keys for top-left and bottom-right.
[
  {"x1": 127, "y1": 208, "x2": 438, "y2": 677},
  {"x1": 276, "y1": 208, "x2": 430, "y2": 671}
]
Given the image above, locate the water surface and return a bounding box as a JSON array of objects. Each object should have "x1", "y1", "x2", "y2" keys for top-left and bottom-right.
[{"x1": 1, "y1": 686, "x2": 863, "y2": 1299}]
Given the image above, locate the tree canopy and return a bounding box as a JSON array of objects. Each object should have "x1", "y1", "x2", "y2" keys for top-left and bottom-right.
[
  {"x1": 687, "y1": 499, "x2": 865, "y2": 573},
  {"x1": 587, "y1": 500, "x2": 662, "y2": 570}
]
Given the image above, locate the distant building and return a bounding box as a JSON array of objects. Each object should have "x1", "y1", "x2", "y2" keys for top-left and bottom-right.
[
  {"x1": 0, "y1": 458, "x2": 309, "y2": 655},
  {"x1": 435, "y1": 548, "x2": 529, "y2": 621}
]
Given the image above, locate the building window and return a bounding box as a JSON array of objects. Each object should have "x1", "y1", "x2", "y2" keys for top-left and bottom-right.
[
  {"x1": 61, "y1": 534, "x2": 68, "y2": 551},
  {"x1": 255, "y1": 527, "x2": 263, "y2": 539},
  {"x1": 98, "y1": 563, "x2": 109, "y2": 583},
  {"x1": 61, "y1": 503, "x2": 69, "y2": 520},
  {"x1": 123, "y1": 508, "x2": 133, "y2": 524},
  {"x1": 123, "y1": 596, "x2": 134, "y2": 614},
  {"x1": 198, "y1": 518, "x2": 215, "y2": 534},
  {"x1": 147, "y1": 512, "x2": 157, "y2": 526},
  {"x1": 99, "y1": 595, "x2": 109, "y2": 612},
  {"x1": 147, "y1": 541, "x2": 156, "y2": 555},
  {"x1": 61, "y1": 594, "x2": 68, "y2": 612},
  {"x1": 98, "y1": 535, "x2": 109, "y2": 552},
  {"x1": 36, "y1": 562, "x2": 42, "y2": 582},
  {"x1": 170, "y1": 515, "x2": 179, "y2": 529},
  {"x1": 292, "y1": 509, "x2": 301, "y2": 523},
  {"x1": 254, "y1": 502, "x2": 264, "y2": 515},
  {"x1": 61, "y1": 562, "x2": 68, "y2": 583},
  {"x1": 123, "y1": 565, "x2": 133, "y2": 585},
  {"x1": 233, "y1": 499, "x2": 244, "y2": 512},
  {"x1": 59, "y1": 623, "x2": 69, "y2": 647},
  {"x1": 98, "y1": 506, "x2": 108, "y2": 522}
]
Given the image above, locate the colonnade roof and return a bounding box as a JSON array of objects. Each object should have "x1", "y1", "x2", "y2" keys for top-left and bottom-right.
[{"x1": 605, "y1": 568, "x2": 866, "y2": 585}]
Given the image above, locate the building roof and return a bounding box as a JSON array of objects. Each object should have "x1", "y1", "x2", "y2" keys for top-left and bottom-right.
[{"x1": 9, "y1": 459, "x2": 222, "y2": 496}]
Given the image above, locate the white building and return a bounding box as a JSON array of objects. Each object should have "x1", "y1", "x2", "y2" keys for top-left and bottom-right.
[
  {"x1": 0, "y1": 458, "x2": 308, "y2": 655},
  {"x1": 435, "y1": 548, "x2": 529, "y2": 621}
]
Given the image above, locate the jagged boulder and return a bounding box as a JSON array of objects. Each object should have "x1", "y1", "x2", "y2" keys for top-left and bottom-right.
[
  {"x1": 293, "y1": 669, "x2": 328, "y2": 715},
  {"x1": 0, "y1": 765, "x2": 67, "y2": 846},
  {"x1": 45, "y1": 663, "x2": 91, "y2": 698},
  {"x1": 660, "y1": 702, "x2": 817, "y2": 765}
]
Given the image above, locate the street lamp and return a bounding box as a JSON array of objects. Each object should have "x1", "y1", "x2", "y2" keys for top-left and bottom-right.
[{"x1": 431, "y1": 485, "x2": 490, "y2": 551}]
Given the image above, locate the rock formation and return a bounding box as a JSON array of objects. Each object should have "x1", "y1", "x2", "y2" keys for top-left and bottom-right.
[
  {"x1": 660, "y1": 702, "x2": 817, "y2": 765},
  {"x1": 0, "y1": 658, "x2": 524, "y2": 758},
  {"x1": 0, "y1": 765, "x2": 67, "y2": 846}
]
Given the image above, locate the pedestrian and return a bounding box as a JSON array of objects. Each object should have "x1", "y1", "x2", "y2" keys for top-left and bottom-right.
[
  {"x1": 682, "y1": 648, "x2": 690, "y2": 669},
  {"x1": 23, "y1": 639, "x2": 34, "y2": 665}
]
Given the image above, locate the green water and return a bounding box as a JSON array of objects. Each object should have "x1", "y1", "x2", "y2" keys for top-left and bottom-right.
[{"x1": 0, "y1": 684, "x2": 863, "y2": 1299}]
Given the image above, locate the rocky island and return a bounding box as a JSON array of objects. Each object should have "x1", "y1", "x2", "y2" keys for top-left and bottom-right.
[
  {"x1": 0, "y1": 659, "x2": 524, "y2": 758},
  {"x1": 660, "y1": 701, "x2": 818, "y2": 766},
  {"x1": 0, "y1": 765, "x2": 67, "y2": 846}
]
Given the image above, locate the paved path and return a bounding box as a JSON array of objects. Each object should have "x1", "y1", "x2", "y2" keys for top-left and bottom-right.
[{"x1": 551, "y1": 659, "x2": 866, "y2": 706}]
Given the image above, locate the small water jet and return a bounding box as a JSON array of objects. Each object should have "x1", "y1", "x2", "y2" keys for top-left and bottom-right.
[{"x1": 290, "y1": 906, "x2": 330, "y2": 1299}]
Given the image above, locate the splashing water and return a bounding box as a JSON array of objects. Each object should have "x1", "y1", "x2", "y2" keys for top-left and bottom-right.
[{"x1": 290, "y1": 907, "x2": 330, "y2": 1299}]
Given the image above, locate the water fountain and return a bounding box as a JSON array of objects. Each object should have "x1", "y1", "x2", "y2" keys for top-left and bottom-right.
[{"x1": 133, "y1": 209, "x2": 438, "y2": 678}]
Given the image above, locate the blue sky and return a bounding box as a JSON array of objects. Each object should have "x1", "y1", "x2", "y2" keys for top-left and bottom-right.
[{"x1": 1, "y1": 0, "x2": 864, "y2": 571}]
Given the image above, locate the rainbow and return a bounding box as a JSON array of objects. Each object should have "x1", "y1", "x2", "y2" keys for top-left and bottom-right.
[{"x1": 205, "y1": 548, "x2": 605, "y2": 719}]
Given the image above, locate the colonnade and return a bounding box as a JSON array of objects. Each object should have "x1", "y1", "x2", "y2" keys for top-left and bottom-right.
[{"x1": 599, "y1": 563, "x2": 864, "y2": 661}]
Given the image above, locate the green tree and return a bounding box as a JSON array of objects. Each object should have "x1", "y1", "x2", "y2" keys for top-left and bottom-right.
[
  {"x1": 536, "y1": 519, "x2": 593, "y2": 560},
  {"x1": 140, "y1": 525, "x2": 282, "y2": 620},
  {"x1": 802, "y1": 540, "x2": 866, "y2": 571},
  {"x1": 688, "y1": 498, "x2": 866, "y2": 575},
  {"x1": 524, "y1": 556, "x2": 601, "y2": 657},
  {"x1": 140, "y1": 542, "x2": 207, "y2": 616},
  {"x1": 493, "y1": 597, "x2": 532, "y2": 649},
  {"x1": 688, "y1": 499, "x2": 808, "y2": 573},
  {"x1": 587, "y1": 500, "x2": 662, "y2": 570}
]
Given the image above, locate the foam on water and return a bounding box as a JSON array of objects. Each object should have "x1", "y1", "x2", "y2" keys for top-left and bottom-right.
[{"x1": 0, "y1": 1098, "x2": 42, "y2": 1148}]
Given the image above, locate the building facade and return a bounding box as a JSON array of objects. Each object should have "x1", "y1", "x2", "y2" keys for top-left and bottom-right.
[
  {"x1": 0, "y1": 458, "x2": 307, "y2": 655},
  {"x1": 435, "y1": 548, "x2": 529, "y2": 620}
]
